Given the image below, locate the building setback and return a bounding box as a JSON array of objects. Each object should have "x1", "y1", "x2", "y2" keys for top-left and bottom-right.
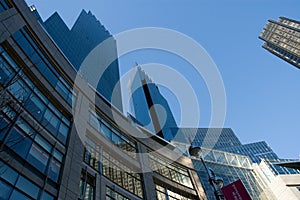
[
  {"x1": 0, "y1": 1, "x2": 207, "y2": 200},
  {"x1": 259, "y1": 16, "x2": 300, "y2": 69}
]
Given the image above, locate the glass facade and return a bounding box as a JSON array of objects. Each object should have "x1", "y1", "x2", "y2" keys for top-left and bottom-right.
[
  {"x1": 0, "y1": 1, "x2": 207, "y2": 200},
  {"x1": 0, "y1": 161, "x2": 55, "y2": 200},
  {"x1": 79, "y1": 171, "x2": 95, "y2": 200},
  {"x1": 262, "y1": 158, "x2": 300, "y2": 176},
  {"x1": 221, "y1": 141, "x2": 279, "y2": 163},
  {"x1": 106, "y1": 187, "x2": 129, "y2": 200},
  {"x1": 173, "y1": 128, "x2": 242, "y2": 150},
  {"x1": 192, "y1": 148, "x2": 266, "y2": 200},
  {"x1": 0, "y1": 45, "x2": 71, "y2": 145},
  {"x1": 149, "y1": 154, "x2": 194, "y2": 188},
  {"x1": 102, "y1": 151, "x2": 143, "y2": 199},
  {"x1": 129, "y1": 67, "x2": 178, "y2": 141},
  {"x1": 83, "y1": 135, "x2": 142, "y2": 199},
  {"x1": 88, "y1": 109, "x2": 137, "y2": 158},
  {"x1": 41, "y1": 10, "x2": 122, "y2": 111},
  {"x1": 260, "y1": 17, "x2": 300, "y2": 68},
  {"x1": 0, "y1": 13, "x2": 70, "y2": 198},
  {"x1": 155, "y1": 185, "x2": 195, "y2": 200}
]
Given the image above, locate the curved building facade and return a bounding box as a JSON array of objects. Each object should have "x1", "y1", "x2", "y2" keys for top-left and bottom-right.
[{"x1": 0, "y1": 0, "x2": 206, "y2": 200}]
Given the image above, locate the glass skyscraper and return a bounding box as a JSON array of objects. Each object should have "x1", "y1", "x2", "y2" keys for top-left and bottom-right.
[
  {"x1": 42, "y1": 9, "x2": 123, "y2": 111},
  {"x1": 259, "y1": 16, "x2": 300, "y2": 69},
  {"x1": 129, "y1": 66, "x2": 178, "y2": 141},
  {"x1": 0, "y1": 1, "x2": 208, "y2": 200}
]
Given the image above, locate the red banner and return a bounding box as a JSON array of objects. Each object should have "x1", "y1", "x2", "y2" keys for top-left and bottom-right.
[{"x1": 221, "y1": 179, "x2": 252, "y2": 200}]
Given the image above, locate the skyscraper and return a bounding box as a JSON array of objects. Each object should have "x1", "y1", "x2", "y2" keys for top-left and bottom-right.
[
  {"x1": 0, "y1": 1, "x2": 207, "y2": 200},
  {"x1": 42, "y1": 10, "x2": 123, "y2": 110},
  {"x1": 259, "y1": 16, "x2": 300, "y2": 69},
  {"x1": 129, "y1": 66, "x2": 178, "y2": 141}
]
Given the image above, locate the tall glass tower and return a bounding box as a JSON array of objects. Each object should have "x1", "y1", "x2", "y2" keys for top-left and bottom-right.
[
  {"x1": 42, "y1": 10, "x2": 123, "y2": 110},
  {"x1": 259, "y1": 16, "x2": 300, "y2": 69},
  {"x1": 129, "y1": 66, "x2": 178, "y2": 141}
]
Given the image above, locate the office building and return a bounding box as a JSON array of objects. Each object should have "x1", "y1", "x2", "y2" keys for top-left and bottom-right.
[
  {"x1": 253, "y1": 158, "x2": 300, "y2": 199},
  {"x1": 276, "y1": 160, "x2": 300, "y2": 171},
  {"x1": 0, "y1": 1, "x2": 207, "y2": 200},
  {"x1": 172, "y1": 127, "x2": 242, "y2": 150},
  {"x1": 172, "y1": 142, "x2": 270, "y2": 200},
  {"x1": 259, "y1": 16, "x2": 300, "y2": 69},
  {"x1": 42, "y1": 9, "x2": 122, "y2": 111},
  {"x1": 129, "y1": 66, "x2": 178, "y2": 141},
  {"x1": 221, "y1": 141, "x2": 279, "y2": 163}
]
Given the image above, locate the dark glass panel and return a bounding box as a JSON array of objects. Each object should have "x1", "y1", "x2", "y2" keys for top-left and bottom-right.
[
  {"x1": 27, "y1": 143, "x2": 49, "y2": 173},
  {"x1": 6, "y1": 128, "x2": 32, "y2": 159},
  {"x1": 15, "y1": 176, "x2": 40, "y2": 199},
  {"x1": 48, "y1": 158, "x2": 61, "y2": 182},
  {"x1": 0, "y1": 180, "x2": 12, "y2": 200},
  {"x1": 9, "y1": 190, "x2": 30, "y2": 200}
]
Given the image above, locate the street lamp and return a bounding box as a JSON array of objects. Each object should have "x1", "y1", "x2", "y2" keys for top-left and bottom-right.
[{"x1": 189, "y1": 145, "x2": 224, "y2": 200}]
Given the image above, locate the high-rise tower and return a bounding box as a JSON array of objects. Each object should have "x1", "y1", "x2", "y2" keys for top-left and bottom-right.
[
  {"x1": 259, "y1": 17, "x2": 300, "y2": 69},
  {"x1": 129, "y1": 66, "x2": 178, "y2": 141},
  {"x1": 42, "y1": 10, "x2": 123, "y2": 110}
]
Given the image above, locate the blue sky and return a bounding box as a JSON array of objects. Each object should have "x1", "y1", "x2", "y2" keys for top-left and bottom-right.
[{"x1": 26, "y1": 0, "x2": 300, "y2": 159}]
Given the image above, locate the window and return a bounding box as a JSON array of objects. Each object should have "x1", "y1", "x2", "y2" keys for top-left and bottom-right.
[
  {"x1": 42, "y1": 110, "x2": 59, "y2": 134},
  {"x1": 26, "y1": 143, "x2": 49, "y2": 173},
  {"x1": 0, "y1": 46, "x2": 71, "y2": 145},
  {"x1": 57, "y1": 123, "x2": 68, "y2": 144},
  {"x1": 34, "y1": 135, "x2": 51, "y2": 153},
  {"x1": 102, "y1": 151, "x2": 143, "y2": 198},
  {"x1": 48, "y1": 158, "x2": 61, "y2": 182},
  {"x1": 88, "y1": 109, "x2": 137, "y2": 158},
  {"x1": 53, "y1": 149, "x2": 63, "y2": 162},
  {"x1": 149, "y1": 154, "x2": 193, "y2": 188},
  {"x1": 0, "y1": 180, "x2": 12, "y2": 199},
  {"x1": 106, "y1": 187, "x2": 130, "y2": 200},
  {"x1": 0, "y1": 56, "x2": 15, "y2": 85},
  {"x1": 79, "y1": 171, "x2": 95, "y2": 200},
  {"x1": 0, "y1": 161, "x2": 18, "y2": 185},
  {"x1": 0, "y1": 118, "x2": 9, "y2": 141},
  {"x1": 16, "y1": 176, "x2": 40, "y2": 199},
  {"x1": 12, "y1": 29, "x2": 74, "y2": 106},
  {"x1": 40, "y1": 191, "x2": 55, "y2": 200},
  {"x1": 16, "y1": 118, "x2": 35, "y2": 138},
  {"x1": 156, "y1": 185, "x2": 194, "y2": 200},
  {"x1": 8, "y1": 79, "x2": 31, "y2": 103},
  {"x1": 25, "y1": 94, "x2": 45, "y2": 120},
  {"x1": 6, "y1": 127, "x2": 32, "y2": 159},
  {"x1": 9, "y1": 190, "x2": 31, "y2": 200}
]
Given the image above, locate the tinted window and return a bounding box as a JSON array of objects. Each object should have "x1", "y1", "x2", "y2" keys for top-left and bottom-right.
[
  {"x1": 6, "y1": 128, "x2": 32, "y2": 159},
  {"x1": 0, "y1": 162, "x2": 18, "y2": 185},
  {"x1": 16, "y1": 176, "x2": 40, "y2": 199},
  {"x1": 0, "y1": 180, "x2": 12, "y2": 200},
  {"x1": 9, "y1": 190, "x2": 30, "y2": 200},
  {"x1": 48, "y1": 158, "x2": 61, "y2": 182},
  {"x1": 27, "y1": 143, "x2": 49, "y2": 173},
  {"x1": 40, "y1": 191, "x2": 54, "y2": 200}
]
